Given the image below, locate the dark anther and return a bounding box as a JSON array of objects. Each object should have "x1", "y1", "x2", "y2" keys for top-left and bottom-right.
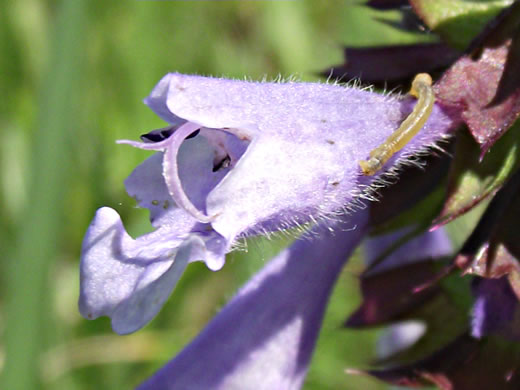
[
  {"x1": 141, "y1": 126, "x2": 200, "y2": 143},
  {"x1": 185, "y1": 129, "x2": 200, "y2": 139},
  {"x1": 141, "y1": 127, "x2": 175, "y2": 143},
  {"x1": 213, "y1": 155, "x2": 231, "y2": 172}
]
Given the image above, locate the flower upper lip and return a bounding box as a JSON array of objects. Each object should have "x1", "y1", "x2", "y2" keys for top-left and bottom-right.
[{"x1": 139, "y1": 73, "x2": 457, "y2": 242}]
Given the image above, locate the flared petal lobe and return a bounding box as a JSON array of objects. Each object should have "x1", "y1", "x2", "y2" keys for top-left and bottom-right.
[
  {"x1": 471, "y1": 277, "x2": 520, "y2": 340},
  {"x1": 365, "y1": 226, "x2": 453, "y2": 274},
  {"x1": 79, "y1": 136, "x2": 229, "y2": 334}
]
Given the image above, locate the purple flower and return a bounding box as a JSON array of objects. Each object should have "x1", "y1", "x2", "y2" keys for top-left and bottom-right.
[
  {"x1": 364, "y1": 226, "x2": 453, "y2": 275},
  {"x1": 79, "y1": 73, "x2": 456, "y2": 335},
  {"x1": 471, "y1": 277, "x2": 520, "y2": 340}
]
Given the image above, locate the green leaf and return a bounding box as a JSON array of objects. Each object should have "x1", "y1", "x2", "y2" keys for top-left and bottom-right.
[
  {"x1": 433, "y1": 121, "x2": 520, "y2": 228},
  {"x1": 411, "y1": 0, "x2": 514, "y2": 48}
]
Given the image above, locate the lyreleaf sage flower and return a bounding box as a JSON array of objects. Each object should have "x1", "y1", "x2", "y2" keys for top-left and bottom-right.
[{"x1": 79, "y1": 73, "x2": 457, "y2": 334}]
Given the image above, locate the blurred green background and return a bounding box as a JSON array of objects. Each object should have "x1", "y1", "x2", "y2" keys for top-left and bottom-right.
[{"x1": 0, "y1": 1, "x2": 434, "y2": 389}]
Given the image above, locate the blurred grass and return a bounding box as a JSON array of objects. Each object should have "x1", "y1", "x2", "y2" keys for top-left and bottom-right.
[{"x1": 0, "y1": 0, "x2": 434, "y2": 389}]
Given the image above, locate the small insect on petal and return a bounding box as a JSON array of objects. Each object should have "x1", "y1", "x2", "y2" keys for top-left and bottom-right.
[{"x1": 359, "y1": 73, "x2": 435, "y2": 175}]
